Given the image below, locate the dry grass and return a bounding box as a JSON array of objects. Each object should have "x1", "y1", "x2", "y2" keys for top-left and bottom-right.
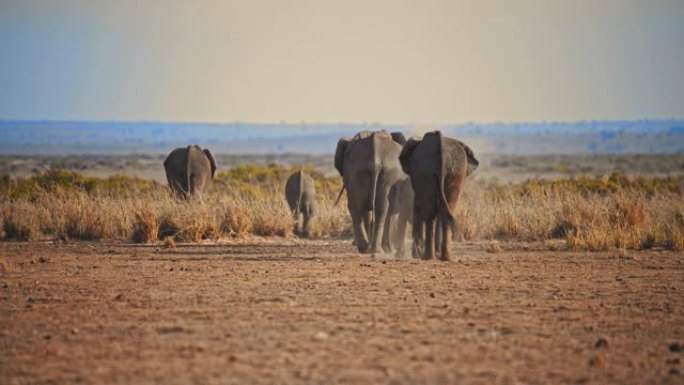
[
  {"x1": 1, "y1": 168, "x2": 683, "y2": 251},
  {"x1": 456, "y1": 177, "x2": 684, "y2": 251}
]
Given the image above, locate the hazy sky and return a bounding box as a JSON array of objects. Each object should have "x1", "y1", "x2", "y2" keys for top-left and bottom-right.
[{"x1": 0, "y1": 0, "x2": 682, "y2": 123}]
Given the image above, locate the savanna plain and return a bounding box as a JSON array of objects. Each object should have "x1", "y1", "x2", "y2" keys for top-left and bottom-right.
[{"x1": 1, "y1": 154, "x2": 683, "y2": 384}]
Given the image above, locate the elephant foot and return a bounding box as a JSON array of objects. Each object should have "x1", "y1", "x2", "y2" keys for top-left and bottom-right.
[
  {"x1": 439, "y1": 254, "x2": 452, "y2": 262},
  {"x1": 369, "y1": 243, "x2": 383, "y2": 254},
  {"x1": 421, "y1": 254, "x2": 436, "y2": 261}
]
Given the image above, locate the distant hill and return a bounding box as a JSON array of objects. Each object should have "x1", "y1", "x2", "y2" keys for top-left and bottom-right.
[{"x1": 1, "y1": 119, "x2": 682, "y2": 155}]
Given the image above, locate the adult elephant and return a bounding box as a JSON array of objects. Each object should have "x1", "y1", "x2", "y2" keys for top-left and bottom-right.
[
  {"x1": 285, "y1": 170, "x2": 316, "y2": 238},
  {"x1": 399, "y1": 131, "x2": 478, "y2": 261},
  {"x1": 163, "y1": 145, "x2": 217, "y2": 199},
  {"x1": 335, "y1": 130, "x2": 406, "y2": 255}
]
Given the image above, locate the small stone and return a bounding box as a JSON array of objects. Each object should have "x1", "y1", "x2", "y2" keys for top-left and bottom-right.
[
  {"x1": 594, "y1": 338, "x2": 609, "y2": 349},
  {"x1": 70, "y1": 328, "x2": 79, "y2": 335},
  {"x1": 312, "y1": 331, "x2": 329, "y2": 342},
  {"x1": 670, "y1": 368, "x2": 681, "y2": 376},
  {"x1": 43, "y1": 335, "x2": 52, "y2": 340},
  {"x1": 670, "y1": 343, "x2": 683, "y2": 353}
]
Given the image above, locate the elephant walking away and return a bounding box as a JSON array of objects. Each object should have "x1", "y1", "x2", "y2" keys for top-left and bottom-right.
[
  {"x1": 335, "y1": 130, "x2": 407, "y2": 255},
  {"x1": 285, "y1": 170, "x2": 316, "y2": 237},
  {"x1": 163, "y1": 145, "x2": 217, "y2": 199},
  {"x1": 386, "y1": 176, "x2": 415, "y2": 259},
  {"x1": 399, "y1": 131, "x2": 479, "y2": 261}
]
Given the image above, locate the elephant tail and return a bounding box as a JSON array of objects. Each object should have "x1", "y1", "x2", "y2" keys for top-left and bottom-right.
[
  {"x1": 333, "y1": 183, "x2": 346, "y2": 207},
  {"x1": 368, "y1": 167, "x2": 381, "y2": 240},
  {"x1": 296, "y1": 170, "x2": 304, "y2": 216},
  {"x1": 436, "y1": 173, "x2": 454, "y2": 219},
  {"x1": 435, "y1": 130, "x2": 454, "y2": 219},
  {"x1": 186, "y1": 157, "x2": 193, "y2": 196}
]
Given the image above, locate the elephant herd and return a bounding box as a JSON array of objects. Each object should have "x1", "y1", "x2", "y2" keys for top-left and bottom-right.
[{"x1": 163, "y1": 130, "x2": 478, "y2": 261}]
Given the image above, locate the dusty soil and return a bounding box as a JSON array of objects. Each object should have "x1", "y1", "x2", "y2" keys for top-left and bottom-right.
[{"x1": 0, "y1": 240, "x2": 682, "y2": 385}]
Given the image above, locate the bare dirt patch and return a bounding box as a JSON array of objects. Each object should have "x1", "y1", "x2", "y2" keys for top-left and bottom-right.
[{"x1": 1, "y1": 240, "x2": 683, "y2": 384}]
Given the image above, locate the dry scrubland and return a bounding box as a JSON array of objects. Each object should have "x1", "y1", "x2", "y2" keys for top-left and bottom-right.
[{"x1": 1, "y1": 164, "x2": 683, "y2": 252}]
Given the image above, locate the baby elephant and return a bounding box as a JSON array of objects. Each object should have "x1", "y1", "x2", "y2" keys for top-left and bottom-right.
[
  {"x1": 285, "y1": 171, "x2": 316, "y2": 237},
  {"x1": 387, "y1": 177, "x2": 415, "y2": 259}
]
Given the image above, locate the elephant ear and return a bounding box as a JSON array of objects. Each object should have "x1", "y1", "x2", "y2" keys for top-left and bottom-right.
[
  {"x1": 399, "y1": 137, "x2": 421, "y2": 175},
  {"x1": 461, "y1": 142, "x2": 479, "y2": 174},
  {"x1": 334, "y1": 137, "x2": 351, "y2": 176},
  {"x1": 390, "y1": 132, "x2": 406, "y2": 146},
  {"x1": 203, "y1": 148, "x2": 217, "y2": 178},
  {"x1": 454, "y1": 140, "x2": 479, "y2": 170}
]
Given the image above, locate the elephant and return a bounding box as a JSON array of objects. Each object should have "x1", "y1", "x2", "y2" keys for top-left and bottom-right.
[
  {"x1": 285, "y1": 170, "x2": 316, "y2": 237},
  {"x1": 399, "y1": 131, "x2": 479, "y2": 261},
  {"x1": 386, "y1": 176, "x2": 415, "y2": 259},
  {"x1": 163, "y1": 145, "x2": 217, "y2": 199},
  {"x1": 335, "y1": 130, "x2": 407, "y2": 255}
]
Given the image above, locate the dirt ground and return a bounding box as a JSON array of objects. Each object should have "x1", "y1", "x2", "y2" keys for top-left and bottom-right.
[{"x1": 0, "y1": 239, "x2": 682, "y2": 385}]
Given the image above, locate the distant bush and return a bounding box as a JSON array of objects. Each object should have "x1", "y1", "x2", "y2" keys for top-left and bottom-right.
[{"x1": 1, "y1": 169, "x2": 158, "y2": 200}]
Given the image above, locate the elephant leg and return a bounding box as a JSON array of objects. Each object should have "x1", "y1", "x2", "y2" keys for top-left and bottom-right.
[
  {"x1": 351, "y1": 209, "x2": 370, "y2": 253},
  {"x1": 382, "y1": 213, "x2": 397, "y2": 254},
  {"x1": 412, "y1": 208, "x2": 424, "y2": 259},
  {"x1": 370, "y1": 190, "x2": 390, "y2": 256},
  {"x1": 394, "y1": 214, "x2": 408, "y2": 259},
  {"x1": 301, "y1": 205, "x2": 312, "y2": 238},
  {"x1": 439, "y1": 215, "x2": 453, "y2": 261},
  {"x1": 362, "y1": 211, "x2": 372, "y2": 241},
  {"x1": 291, "y1": 208, "x2": 300, "y2": 236},
  {"x1": 434, "y1": 217, "x2": 442, "y2": 256},
  {"x1": 423, "y1": 216, "x2": 436, "y2": 261}
]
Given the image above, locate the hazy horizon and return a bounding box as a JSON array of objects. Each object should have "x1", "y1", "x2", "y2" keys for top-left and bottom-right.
[{"x1": 1, "y1": 0, "x2": 683, "y2": 123}]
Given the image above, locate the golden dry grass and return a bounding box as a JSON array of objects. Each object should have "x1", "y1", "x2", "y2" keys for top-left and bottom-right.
[{"x1": 1, "y1": 168, "x2": 682, "y2": 251}]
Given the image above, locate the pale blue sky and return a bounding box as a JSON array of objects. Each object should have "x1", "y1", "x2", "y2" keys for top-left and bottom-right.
[{"x1": 0, "y1": 0, "x2": 683, "y2": 123}]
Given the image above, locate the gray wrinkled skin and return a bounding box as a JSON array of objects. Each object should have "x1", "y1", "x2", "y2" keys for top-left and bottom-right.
[
  {"x1": 400, "y1": 131, "x2": 478, "y2": 261},
  {"x1": 285, "y1": 171, "x2": 316, "y2": 237},
  {"x1": 334, "y1": 130, "x2": 407, "y2": 255},
  {"x1": 163, "y1": 145, "x2": 217, "y2": 199},
  {"x1": 386, "y1": 176, "x2": 415, "y2": 259}
]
